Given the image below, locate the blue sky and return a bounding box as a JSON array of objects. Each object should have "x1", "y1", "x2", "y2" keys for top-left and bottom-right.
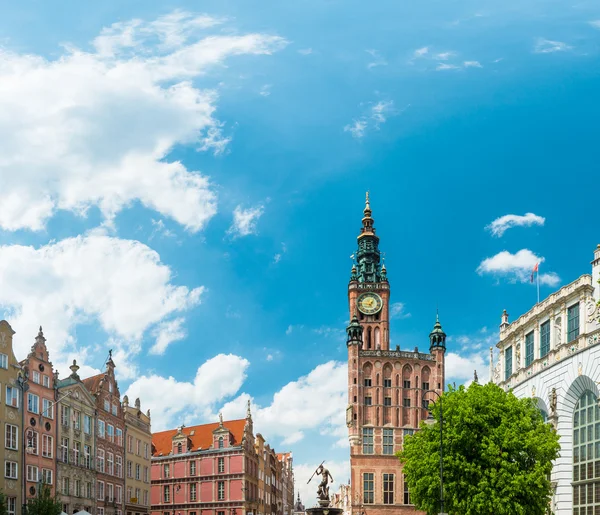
[{"x1": 1, "y1": 0, "x2": 599, "y2": 502}]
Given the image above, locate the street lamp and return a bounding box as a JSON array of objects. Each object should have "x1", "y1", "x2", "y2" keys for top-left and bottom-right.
[{"x1": 422, "y1": 389, "x2": 445, "y2": 515}]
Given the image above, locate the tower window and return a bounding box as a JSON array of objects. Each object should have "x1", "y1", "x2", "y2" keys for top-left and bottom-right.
[
  {"x1": 384, "y1": 397, "x2": 392, "y2": 406},
  {"x1": 403, "y1": 380, "x2": 411, "y2": 389},
  {"x1": 384, "y1": 379, "x2": 391, "y2": 388},
  {"x1": 363, "y1": 473, "x2": 374, "y2": 503},
  {"x1": 353, "y1": 396, "x2": 357, "y2": 402},
  {"x1": 403, "y1": 398, "x2": 411, "y2": 407},
  {"x1": 362, "y1": 428, "x2": 374, "y2": 455},
  {"x1": 422, "y1": 382, "x2": 429, "y2": 391},
  {"x1": 364, "y1": 397, "x2": 372, "y2": 406},
  {"x1": 383, "y1": 474, "x2": 394, "y2": 504},
  {"x1": 364, "y1": 378, "x2": 372, "y2": 387},
  {"x1": 382, "y1": 428, "x2": 394, "y2": 455}
]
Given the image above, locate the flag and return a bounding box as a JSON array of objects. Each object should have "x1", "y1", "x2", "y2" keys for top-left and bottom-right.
[{"x1": 531, "y1": 262, "x2": 539, "y2": 283}]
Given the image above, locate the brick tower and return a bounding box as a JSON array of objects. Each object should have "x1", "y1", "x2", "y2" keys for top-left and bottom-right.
[{"x1": 346, "y1": 194, "x2": 445, "y2": 515}]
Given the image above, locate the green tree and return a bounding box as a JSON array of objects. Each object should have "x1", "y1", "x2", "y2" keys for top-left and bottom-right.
[
  {"x1": 398, "y1": 382, "x2": 560, "y2": 515},
  {"x1": 26, "y1": 483, "x2": 62, "y2": 515},
  {"x1": 0, "y1": 491, "x2": 8, "y2": 515}
]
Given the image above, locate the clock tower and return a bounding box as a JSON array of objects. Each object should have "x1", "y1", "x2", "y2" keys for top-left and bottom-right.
[{"x1": 346, "y1": 194, "x2": 446, "y2": 515}]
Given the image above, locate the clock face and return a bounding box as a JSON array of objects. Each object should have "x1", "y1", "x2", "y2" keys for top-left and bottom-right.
[{"x1": 357, "y1": 293, "x2": 383, "y2": 315}]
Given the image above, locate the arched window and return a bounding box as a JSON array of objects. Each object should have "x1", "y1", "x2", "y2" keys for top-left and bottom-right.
[
  {"x1": 177, "y1": 442, "x2": 182, "y2": 454},
  {"x1": 218, "y1": 437, "x2": 224, "y2": 449},
  {"x1": 573, "y1": 390, "x2": 600, "y2": 511}
]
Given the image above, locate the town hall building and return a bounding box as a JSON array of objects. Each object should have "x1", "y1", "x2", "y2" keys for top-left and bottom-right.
[{"x1": 345, "y1": 195, "x2": 446, "y2": 515}]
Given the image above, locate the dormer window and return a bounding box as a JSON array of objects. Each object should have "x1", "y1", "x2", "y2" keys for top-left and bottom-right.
[
  {"x1": 177, "y1": 443, "x2": 182, "y2": 454},
  {"x1": 218, "y1": 437, "x2": 224, "y2": 449}
]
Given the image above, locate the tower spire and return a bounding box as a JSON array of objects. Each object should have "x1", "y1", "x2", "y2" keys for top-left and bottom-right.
[{"x1": 354, "y1": 192, "x2": 382, "y2": 283}]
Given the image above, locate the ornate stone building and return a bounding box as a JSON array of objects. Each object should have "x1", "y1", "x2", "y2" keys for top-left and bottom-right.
[
  {"x1": 57, "y1": 360, "x2": 97, "y2": 514},
  {"x1": 83, "y1": 356, "x2": 126, "y2": 515},
  {"x1": 276, "y1": 453, "x2": 293, "y2": 515},
  {"x1": 20, "y1": 328, "x2": 58, "y2": 502},
  {"x1": 493, "y1": 244, "x2": 600, "y2": 515},
  {"x1": 123, "y1": 395, "x2": 151, "y2": 515},
  {"x1": 0, "y1": 320, "x2": 23, "y2": 515},
  {"x1": 345, "y1": 196, "x2": 446, "y2": 515}
]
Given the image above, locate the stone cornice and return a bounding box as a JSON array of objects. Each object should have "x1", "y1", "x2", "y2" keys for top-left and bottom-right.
[
  {"x1": 360, "y1": 349, "x2": 435, "y2": 361},
  {"x1": 498, "y1": 274, "x2": 593, "y2": 344}
]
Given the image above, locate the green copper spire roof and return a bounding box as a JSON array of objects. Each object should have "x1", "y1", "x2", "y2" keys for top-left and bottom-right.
[
  {"x1": 429, "y1": 311, "x2": 447, "y2": 352},
  {"x1": 351, "y1": 192, "x2": 384, "y2": 283},
  {"x1": 346, "y1": 310, "x2": 363, "y2": 346}
]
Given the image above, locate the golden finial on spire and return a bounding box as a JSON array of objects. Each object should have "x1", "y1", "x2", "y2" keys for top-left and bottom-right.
[{"x1": 363, "y1": 191, "x2": 372, "y2": 218}]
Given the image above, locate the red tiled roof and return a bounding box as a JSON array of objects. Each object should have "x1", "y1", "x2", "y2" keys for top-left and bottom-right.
[
  {"x1": 82, "y1": 373, "x2": 105, "y2": 393},
  {"x1": 277, "y1": 452, "x2": 291, "y2": 461},
  {"x1": 152, "y1": 419, "x2": 246, "y2": 456}
]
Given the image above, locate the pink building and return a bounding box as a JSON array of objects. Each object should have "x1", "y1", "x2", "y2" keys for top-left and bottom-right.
[{"x1": 151, "y1": 408, "x2": 260, "y2": 515}]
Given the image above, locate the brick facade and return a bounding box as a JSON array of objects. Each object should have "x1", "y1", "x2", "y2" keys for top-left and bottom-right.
[{"x1": 345, "y1": 196, "x2": 445, "y2": 515}]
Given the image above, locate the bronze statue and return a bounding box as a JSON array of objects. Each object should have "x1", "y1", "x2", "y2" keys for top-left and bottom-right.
[{"x1": 308, "y1": 462, "x2": 334, "y2": 504}]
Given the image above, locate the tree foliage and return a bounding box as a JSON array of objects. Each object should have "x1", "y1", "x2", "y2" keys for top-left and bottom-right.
[
  {"x1": 398, "y1": 382, "x2": 560, "y2": 515},
  {"x1": 0, "y1": 491, "x2": 8, "y2": 515},
  {"x1": 26, "y1": 483, "x2": 62, "y2": 515}
]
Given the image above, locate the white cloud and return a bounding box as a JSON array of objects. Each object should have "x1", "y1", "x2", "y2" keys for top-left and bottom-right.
[
  {"x1": 486, "y1": 212, "x2": 545, "y2": 237},
  {"x1": 344, "y1": 119, "x2": 368, "y2": 139},
  {"x1": 390, "y1": 302, "x2": 411, "y2": 320},
  {"x1": 445, "y1": 351, "x2": 490, "y2": 384},
  {"x1": 590, "y1": 21, "x2": 600, "y2": 29},
  {"x1": 259, "y1": 84, "x2": 272, "y2": 97},
  {"x1": 463, "y1": 60, "x2": 483, "y2": 68},
  {"x1": 150, "y1": 317, "x2": 187, "y2": 355},
  {"x1": 436, "y1": 63, "x2": 461, "y2": 71},
  {"x1": 125, "y1": 353, "x2": 250, "y2": 430},
  {"x1": 534, "y1": 38, "x2": 572, "y2": 54},
  {"x1": 298, "y1": 48, "x2": 313, "y2": 55},
  {"x1": 435, "y1": 52, "x2": 455, "y2": 61},
  {"x1": 266, "y1": 354, "x2": 274, "y2": 361},
  {"x1": 294, "y1": 460, "x2": 350, "y2": 508},
  {"x1": 0, "y1": 11, "x2": 287, "y2": 232},
  {"x1": 413, "y1": 46, "x2": 429, "y2": 58},
  {"x1": 345, "y1": 100, "x2": 400, "y2": 139},
  {"x1": 366, "y1": 49, "x2": 387, "y2": 69},
  {"x1": 477, "y1": 249, "x2": 560, "y2": 286},
  {"x1": 0, "y1": 234, "x2": 203, "y2": 373},
  {"x1": 228, "y1": 204, "x2": 265, "y2": 237},
  {"x1": 273, "y1": 242, "x2": 287, "y2": 264}
]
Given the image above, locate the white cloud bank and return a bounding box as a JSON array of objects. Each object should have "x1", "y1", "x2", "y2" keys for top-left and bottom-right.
[
  {"x1": 0, "y1": 234, "x2": 203, "y2": 376},
  {"x1": 486, "y1": 212, "x2": 545, "y2": 237},
  {"x1": 477, "y1": 249, "x2": 560, "y2": 286},
  {"x1": 0, "y1": 10, "x2": 287, "y2": 232}
]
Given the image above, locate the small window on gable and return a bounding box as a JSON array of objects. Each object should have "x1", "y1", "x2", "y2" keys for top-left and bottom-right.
[
  {"x1": 218, "y1": 437, "x2": 224, "y2": 449},
  {"x1": 177, "y1": 443, "x2": 182, "y2": 454}
]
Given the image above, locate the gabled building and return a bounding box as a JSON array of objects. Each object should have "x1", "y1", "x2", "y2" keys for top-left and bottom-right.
[
  {"x1": 83, "y1": 355, "x2": 126, "y2": 515},
  {"x1": 57, "y1": 359, "x2": 98, "y2": 514},
  {"x1": 123, "y1": 395, "x2": 151, "y2": 515},
  {"x1": 20, "y1": 327, "x2": 58, "y2": 503},
  {"x1": 0, "y1": 320, "x2": 23, "y2": 515},
  {"x1": 276, "y1": 453, "x2": 293, "y2": 515}
]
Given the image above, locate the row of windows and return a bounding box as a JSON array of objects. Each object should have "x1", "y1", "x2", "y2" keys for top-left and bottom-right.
[
  {"x1": 363, "y1": 396, "x2": 424, "y2": 407},
  {"x1": 97, "y1": 419, "x2": 124, "y2": 445},
  {"x1": 126, "y1": 460, "x2": 150, "y2": 482},
  {"x1": 505, "y1": 303, "x2": 580, "y2": 380},
  {"x1": 126, "y1": 486, "x2": 150, "y2": 506},
  {"x1": 25, "y1": 431, "x2": 54, "y2": 457},
  {"x1": 363, "y1": 378, "x2": 430, "y2": 390},
  {"x1": 362, "y1": 428, "x2": 414, "y2": 455},
  {"x1": 163, "y1": 457, "x2": 226, "y2": 479},
  {"x1": 26, "y1": 465, "x2": 53, "y2": 484},
  {"x1": 127, "y1": 435, "x2": 150, "y2": 458},
  {"x1": 96, "y1": 449, "x2": 123, "y2": 477},
  {"x1": 162, "y1": 481, "x2": 227, "y2": 503},
  {"x1": 363, "y1": 473, "x2": 411, "y2": 505},
  {"x1": 96, "y1": 481, "x2": 122, "y2": 503},
  {"x1": 60, "y1": 405, "x2": 94, "y2": 433},
  {"x1": 0, "y1": 358, "x2": 51, "y2": 389}
]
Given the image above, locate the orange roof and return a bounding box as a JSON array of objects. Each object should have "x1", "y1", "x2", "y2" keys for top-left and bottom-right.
[
  {"x1": 82, "y1": 373, "x2": 105, "y2": 393},
  {"x1": 277, "y1": 452, "x2": 291, "y2": 461},
  {"x1": 152, "y1": 419, "x2": 246, "y2": 456}
]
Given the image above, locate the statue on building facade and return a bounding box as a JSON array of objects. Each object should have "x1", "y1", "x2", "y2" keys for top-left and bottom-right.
[{"x1": 550, "y1": 388, "x2": 557, "y2": 415}]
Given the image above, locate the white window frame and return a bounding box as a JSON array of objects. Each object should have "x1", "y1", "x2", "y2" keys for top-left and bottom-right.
[
  {"x1": 42, "y1": 434, "x2": 53, "y2": 458},
  {"x1": 26, "y1": 465, "x2": 38, "y2": 482},
  {"x1": 42, "y1": 375, "x2": 50, "y2": 388},
  {"x1": 0, "y1": 354, "x2": 8, "y2": 369},
  {"x1": 97, "y1": 449, "x2": 105, "y2": 473},
  {"x1": 42, "y1": 398, "x2": 54, "y2": 419},
  {"x1": 5, "y1": 424, "x2": 18, "y2": 450},
  {"x1": 97, "y1": 481, "x2": 104, "y2": 501},
  {"x1": 6, "y1": 386, "x2": 19, "y2": 408},
  {"x1": 27, "y1": 393, "x2": 39, "y2": 414},
  {"x1": 32, "y1": 371, "x2": 40, "y2": 384},
  {"x1": 6, "y1": 497, "x2": 15, "y2": 515},
  {"x1": 5, "y1": 461, "x2": 17, "y2": 479},
  {"x1": 42, "y1": 468, "x2": 52, "y2": 485}
]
